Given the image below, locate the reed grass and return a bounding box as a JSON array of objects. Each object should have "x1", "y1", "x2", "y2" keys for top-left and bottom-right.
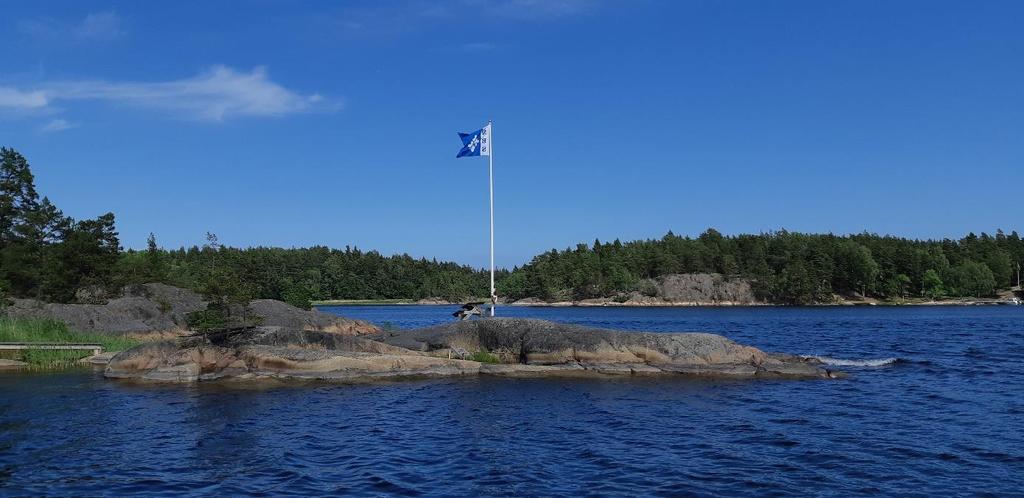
[{"x1": 0, "y1": 318, "x2": 140, "y2": 366}]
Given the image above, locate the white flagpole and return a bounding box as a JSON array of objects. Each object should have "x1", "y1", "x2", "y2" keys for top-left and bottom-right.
[{"x1": 488, "y1": 120, "x2": 495, "y2": 317}]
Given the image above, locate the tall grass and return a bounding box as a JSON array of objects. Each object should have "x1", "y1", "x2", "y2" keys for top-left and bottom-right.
[
  {"x1": 0, "y1": 318, "x2": 140, "y2": 366},
  {"x1": 468, "y1": 351, "x2": 501, "y2": 364}
]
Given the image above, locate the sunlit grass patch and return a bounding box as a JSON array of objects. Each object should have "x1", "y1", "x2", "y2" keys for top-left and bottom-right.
[
  {"x1": 0, "y1": 318, "x2": 140, "y2": 367},
  {"x1": 468, "y1": 351, "x2": 501, "y2": 364}
]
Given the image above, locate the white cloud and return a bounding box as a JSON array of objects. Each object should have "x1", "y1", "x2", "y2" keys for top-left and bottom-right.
[
  {"x1": 0, "y1": 88, "x2": 48, "y2": 109},
  {"x1": 40, "y1": 119, "x2": 75, "y2": 133},
  {"x1": 0, "y1": 66, "x2": 334, "y2": 122},
  {"x1": 73, "y1": 12, "x2": 123, "y2": 41}
]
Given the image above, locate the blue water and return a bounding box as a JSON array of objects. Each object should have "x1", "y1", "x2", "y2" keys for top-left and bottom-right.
[{"x1": 1, "y1": 306, "x2": 1022, "y2": 496}]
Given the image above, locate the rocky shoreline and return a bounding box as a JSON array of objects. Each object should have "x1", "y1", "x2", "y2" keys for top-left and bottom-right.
[
  {"x1": 509, "y1": 298, "x2": 1019, "y2": 307},
  {"x1": 318, "y1": 296, "x2": 1020, "y2": 308},
  {"x1": 101, "y1": 318, "x2": 842, "y2": 383}
]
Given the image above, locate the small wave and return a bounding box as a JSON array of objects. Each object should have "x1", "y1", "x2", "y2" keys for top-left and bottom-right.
[{"x1": 801, "y1": 355, "x2": 900, "y2": 367}]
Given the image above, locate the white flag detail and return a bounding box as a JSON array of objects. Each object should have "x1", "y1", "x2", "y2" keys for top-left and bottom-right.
[{"x1": 479, "y1": 123, "x2": 491, "y2": 156}]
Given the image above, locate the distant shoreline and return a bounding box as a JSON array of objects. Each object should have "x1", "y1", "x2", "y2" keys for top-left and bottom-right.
[{"x1": 314, "y1": 298, "x2": 1020, "y2": 307}]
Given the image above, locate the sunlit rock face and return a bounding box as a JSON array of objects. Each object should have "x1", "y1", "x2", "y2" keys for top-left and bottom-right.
[{"x1": 105, "y1": 319, "x2": 838, "y2": 383}]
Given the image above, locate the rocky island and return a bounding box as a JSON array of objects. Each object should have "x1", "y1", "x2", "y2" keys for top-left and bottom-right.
[
  {"x1": 103, "y1": 317, "x2": 841, "y2": 383},
  {"x1": 2, "y1": 283, "x2": 840, "y2": 381}
]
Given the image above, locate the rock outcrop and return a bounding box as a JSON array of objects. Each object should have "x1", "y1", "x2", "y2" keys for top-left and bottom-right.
[
  {"x1": 105, "y1": 318, "x2": 838, "y2": 382},
  {"x1": 642, "y1": 273, "x2": 759, "y2": 305},
  {"x1": 509, "y1": 273, "x2": 763, "y2": 306},
  {"x1": 2, "y1": 284, "x2": 378, "y2": 338},
  {"x1": 374, "y1": 318, "x2": 825, "y2": 377},
  {"x1": 247, "y1": 299, "x2": 378, "y2": 336},
  {"x1": 105, "y1": 326, "x2": 475, "y2": 382},
  {"x1": 5, "y1": 283, "x2": 204, "y2": 337}
]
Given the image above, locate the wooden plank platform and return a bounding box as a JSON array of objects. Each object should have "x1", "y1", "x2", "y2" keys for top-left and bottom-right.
[{"x1": 0, "y1": 343, "x2": 104, "y2": 355}]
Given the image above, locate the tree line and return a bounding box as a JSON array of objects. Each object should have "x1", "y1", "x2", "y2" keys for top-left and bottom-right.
[
  {"x1": 497, "y1": 229, "x2": 1023, "y2": 304},
  {"x1": 2, "y1": 147, "x2": 1021, "y2": 307},
  {"x1": 0, "y1": 147, "x2": 494, "y2": 308},
  {"x1": 129, "y1": 234, "x2": 499, "y2": 308}
]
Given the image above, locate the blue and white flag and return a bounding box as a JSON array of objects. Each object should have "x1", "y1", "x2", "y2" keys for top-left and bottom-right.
[{"x1": 456, "y1": 123, "x2": 491, "y2": 158}]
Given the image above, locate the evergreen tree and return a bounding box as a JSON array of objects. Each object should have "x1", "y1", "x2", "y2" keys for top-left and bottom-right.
[
  {"x1": 144, "y1": 232, "x2": 167, "y2": 282},
  {"x1": 42, "y1": 213, "x2": 121, "y2": 302}
]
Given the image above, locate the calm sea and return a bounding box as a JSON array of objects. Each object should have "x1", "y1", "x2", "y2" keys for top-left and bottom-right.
[{"x1": 1, "y1": 305, "x2": 1022, "y2": 496}]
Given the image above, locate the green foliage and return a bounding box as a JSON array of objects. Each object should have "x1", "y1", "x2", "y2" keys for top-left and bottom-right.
[
  {"x1": 185, "y1": 258, "x2": 260, "y2": 332},
  {"x1": 922, "y1": 269, "x2": 945, "y2": 299},
  {"x1": 184, "y1": 308, "x2": 231, "y2": 332},
  {"x1": 882, "y1": 274, "x2": 912, "y2": 299},
  {"x1": 0, "y1": 317, "x2": 140, "y2": 366},
  {"x1": 124, "y1": 243, "x2": 496, "y2": 305},
  {"x1": 496, "y1": 269, "x2": 528, "y2": 300},
  {"x1": 281, "y1": 283, "x2": 314, "y2": 310},
  {"x1": 834, "y1": 240, "x2": 879, "y2": 296},
  {"x1": 945, "y1": 261, "x2": 996, "y2": 297},
  {"x1": 985, "y1": 251, "x2": 1013, "y2": 288},
  {"x1": 123, "y1": 227, "x2": 1021, "y2": 305},
  {"x1": 1, "y1": 147, "x2": 120, "y2": 302},
  {"x1": 0, "y1": 279, "x2": 8, "y2": 310},
  {"x1": 468, "y1": 351, "x2": 501, "y2": 363},
  {"x1": 144, "y1": 232, "x2": 167, "y2": 282},
  {"x1": 19, "y1": 349, "x2": 92, "y2": 366},
  {"x1": 779, "y1": 261, "x2": 816, "y2": 305},
  {"x1": 42, "y1": 212, "x2": 121, "y2": 302},
  {"x1": 500, "y1": 228, "x2": 1024, "y2": 304}
]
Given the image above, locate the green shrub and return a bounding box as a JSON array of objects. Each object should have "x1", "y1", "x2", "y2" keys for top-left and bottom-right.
[
  {"x1": 21, "y1": 349, "x2": 91, "y2": 366},
  {"x1": 185, "y1": 308, "x2": 230, "y2": 332},
  {"x1": 282, "y1": 285, "x2": 313, "y2": 310},
  {"x1": 469, "y1": 351, "x2": 500, "y2": 363}
]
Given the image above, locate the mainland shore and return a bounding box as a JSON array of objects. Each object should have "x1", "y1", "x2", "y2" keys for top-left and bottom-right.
[
  {"x1": 313, "y1": 273, "x2": 1022, "y2": 308},
  {"x1": 313, "y1": 296, "x2": 1020, "y2": 307}
]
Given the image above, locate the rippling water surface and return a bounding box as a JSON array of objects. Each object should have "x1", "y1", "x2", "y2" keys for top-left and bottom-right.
[{"x1": 2, "y1": 306, "x2": 1022, "y2": 496}]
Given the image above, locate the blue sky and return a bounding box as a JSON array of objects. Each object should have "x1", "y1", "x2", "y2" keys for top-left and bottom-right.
[{"x1": 1, "y1": 1, "x2": 1022, "y2": 268}]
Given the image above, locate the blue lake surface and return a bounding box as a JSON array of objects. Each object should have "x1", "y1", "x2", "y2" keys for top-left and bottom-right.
[{"x1": 2, "y1": 305, "x2": 1022, "y2": 496}]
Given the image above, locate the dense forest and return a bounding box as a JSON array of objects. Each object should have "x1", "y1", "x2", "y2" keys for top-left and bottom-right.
[
  {"x1": 2, "y1": 147, "x2": 1021, "y2": 308},
  {"x1": 498, "y1": 229, "x2": 1023, "y2": 304},
  {"x1": 134, "y1": 236, "x2": 499, "y2": 306}
]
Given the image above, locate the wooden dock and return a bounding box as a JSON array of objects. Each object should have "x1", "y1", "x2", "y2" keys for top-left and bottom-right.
[{"x1": 0, "y1": 343, "x2": 104, "y2": 356}]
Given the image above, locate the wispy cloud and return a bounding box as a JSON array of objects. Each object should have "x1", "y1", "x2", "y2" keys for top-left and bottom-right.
[
  {"x1": 19, "y1": 11, "x2": 124, "y2": 42},
  {"x1": 0, "y1": 66, "x2": 335, "y2": 122},
  {"x1": 326, "y1": 0, "x2": 597, "y2": 37},
  {"x1": 40, "y1": 119, "x2": 75, "y2": 133},
  {"x1": 0, "y1": 87, "x2": 48, "y2": 109},
  {"x1": 72, "y1": 12, "x2": 123, "y2": 41}
]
